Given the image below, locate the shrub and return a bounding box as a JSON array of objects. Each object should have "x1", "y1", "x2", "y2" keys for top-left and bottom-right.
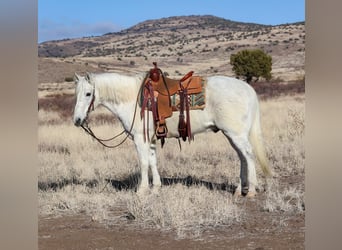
[
  {"x1": 64, "y1": 77, "x2": 74, "y2": 82},
  {"x1": 230, "y1": 49, "x2": 272, "y2": 83}
]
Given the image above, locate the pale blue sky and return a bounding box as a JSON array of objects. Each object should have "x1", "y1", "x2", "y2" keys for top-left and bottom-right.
[{"x1": 38, "y1": 0, "x2": 305, "y2": 43}]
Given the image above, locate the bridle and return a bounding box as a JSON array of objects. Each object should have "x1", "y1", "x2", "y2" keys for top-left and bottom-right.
[
  {"x1": 87, "y1": 91, "x2": 95, "y2": 114},
  {"x1": 79, "y1": 79, "x2": 142, "y2": 148}
]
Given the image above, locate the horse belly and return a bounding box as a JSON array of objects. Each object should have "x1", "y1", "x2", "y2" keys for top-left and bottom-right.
[{"x1": 165, "y1": 109, "x2": 215, "y2": 138}]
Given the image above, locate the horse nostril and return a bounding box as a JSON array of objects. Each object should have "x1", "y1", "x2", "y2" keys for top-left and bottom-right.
[{"x1": 75, "y1": 118, "x2": 81, "y2": 126}]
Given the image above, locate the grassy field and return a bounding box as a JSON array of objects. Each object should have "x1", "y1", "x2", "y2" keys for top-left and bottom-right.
[{"x1": 38, "y1": 93, "x2": 304, "y2": 239}]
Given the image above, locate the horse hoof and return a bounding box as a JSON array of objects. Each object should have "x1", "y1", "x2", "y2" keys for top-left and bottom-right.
[
  {"x1": 233, "y1": 190, "x2": 242, "y2": 198},
  {"x1": 233, "y1": 186, "x2": 242, "y2": 197},
  {"x1": 233, "y1": 189, "x2": 257, "y2": 198},
  {"x1": 246, "y1": 191, "x2": 257, "y2": 198},
  {"x1": 153, "y1": 180, "x2": 162, "y2": 188}
]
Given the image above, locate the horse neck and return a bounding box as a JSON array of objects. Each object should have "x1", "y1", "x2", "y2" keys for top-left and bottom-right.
[
  {"x1": 95, "y1": 73, "x2": 142, "y2": 129},
  {"x1": 95, "y1": 74, "x2": 141, "y2": 103}
]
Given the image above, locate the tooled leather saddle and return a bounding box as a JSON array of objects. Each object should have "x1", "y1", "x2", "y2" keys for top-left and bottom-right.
[{"x1": 141, "y1": 62, "x2": 204, "y2": 146}]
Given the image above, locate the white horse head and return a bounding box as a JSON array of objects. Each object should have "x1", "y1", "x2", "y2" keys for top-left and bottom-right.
[{"x1": 73, "y1": 73, "x2": 96, "y2": 126}]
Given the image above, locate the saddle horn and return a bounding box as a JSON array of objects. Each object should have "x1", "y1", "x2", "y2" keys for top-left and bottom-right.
[{"x1": 150, "y1": 62, "x2": 160, "y2": 82}]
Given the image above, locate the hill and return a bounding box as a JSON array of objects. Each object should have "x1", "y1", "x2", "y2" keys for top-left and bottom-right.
[{"x1": 38, "y1": 15, "x2": 305, "y2": 83}]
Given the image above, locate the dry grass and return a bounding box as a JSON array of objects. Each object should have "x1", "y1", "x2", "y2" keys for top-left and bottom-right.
[
  {"x1": 127, "y1": 185, "x2": 242, "y2": 238},
  {"x1": 38, "y1": 93, "x2": 305, "y2": 238}
]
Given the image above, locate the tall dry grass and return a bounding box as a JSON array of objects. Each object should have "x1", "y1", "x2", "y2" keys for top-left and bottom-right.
[{"x1": 38, "y1": 94, "x2": 305, "y2": 238}]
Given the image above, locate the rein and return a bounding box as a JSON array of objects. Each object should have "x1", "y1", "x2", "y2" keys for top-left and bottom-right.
[
  {"x1": 80, "y1": 77, "x2": 144, "y2": 148},
  {"x1": 81, "y1": 122, "x2": 128, "y2": 148}
]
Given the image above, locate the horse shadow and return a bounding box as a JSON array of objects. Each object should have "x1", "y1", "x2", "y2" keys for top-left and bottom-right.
[
  {"x1": 38, "y1": 178, "x2": 99, "y2": 191},
  {"x1": 105, "y1": 173, "x2": 237, "y2": 194},
  {"x1": 38, "y1": 173, "x2": 237, "y2": 194}
]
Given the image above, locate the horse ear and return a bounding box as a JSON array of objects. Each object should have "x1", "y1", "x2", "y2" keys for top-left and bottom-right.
[
  {"x1": 85, "y1": 72, "x2": 94, "y2": 85},
  {"x1": 74, "y1": 73, "x2": 80, "y2": 83}
]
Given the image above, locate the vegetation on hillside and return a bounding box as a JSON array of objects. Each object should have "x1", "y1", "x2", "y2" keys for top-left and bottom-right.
[
  {"x1": 38, "y1": 15, "x2": 304, "y2": 60},
  {"x1": 38, "y1": 15, "x2": 305, "y2": 84}
]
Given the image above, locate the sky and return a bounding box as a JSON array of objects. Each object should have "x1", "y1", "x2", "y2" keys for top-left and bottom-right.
[{"x1": 38, "y1": 0, "x2": 305, "y2": 43}]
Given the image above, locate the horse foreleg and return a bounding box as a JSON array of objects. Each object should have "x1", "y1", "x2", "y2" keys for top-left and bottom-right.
[
  {"x1": 149, "y1": 141, "x2": 161, "y2": 189},
  {"x1": 134, "y1": 136, "x2": 150, "y2": 194}
]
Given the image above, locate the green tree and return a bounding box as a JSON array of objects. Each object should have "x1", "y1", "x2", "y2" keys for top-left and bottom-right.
[{"x1": 230, "y1": 49, "x2": 272, "y2": 83}]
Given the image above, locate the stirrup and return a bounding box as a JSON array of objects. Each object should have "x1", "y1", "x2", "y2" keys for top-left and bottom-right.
[{"x1": 156, "y1": 123, "x2": 168, "y2": 138}]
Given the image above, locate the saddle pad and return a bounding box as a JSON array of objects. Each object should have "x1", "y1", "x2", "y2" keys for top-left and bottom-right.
[{"x1": 171, "y1": 78, "x2": 206, "y2": 111}]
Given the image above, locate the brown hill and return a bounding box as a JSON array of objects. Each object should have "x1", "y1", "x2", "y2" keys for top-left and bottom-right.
[{"x1": 38, "y1": 15, "x2": 305, "y2": 83}]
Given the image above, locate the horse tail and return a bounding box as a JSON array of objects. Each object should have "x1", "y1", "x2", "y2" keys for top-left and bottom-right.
[{"x1": 250, "y1": 102, "x2": 272, "y2": 177}]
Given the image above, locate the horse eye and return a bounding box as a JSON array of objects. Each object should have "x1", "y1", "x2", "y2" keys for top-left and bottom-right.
[{"x1": 86, "y1": 92, "x2": 91, "y2": 97}]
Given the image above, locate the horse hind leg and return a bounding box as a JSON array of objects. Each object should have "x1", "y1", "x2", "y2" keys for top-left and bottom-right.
[{"x1": 225, "y1": 133, "x2": 258, "y2": 197}]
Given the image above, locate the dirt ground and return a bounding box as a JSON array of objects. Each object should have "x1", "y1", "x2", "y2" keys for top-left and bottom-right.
[{"x1": 39, "y1": 192, "x2": 304, "y2": 250}]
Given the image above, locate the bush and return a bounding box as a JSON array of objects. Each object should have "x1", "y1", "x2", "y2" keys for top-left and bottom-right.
[
  {"x1": 64, "y1": 77, "x2": 74, "y2": 82},
  {"x1": 230, "y1": 49, "x2": 272, "y2": 83}
]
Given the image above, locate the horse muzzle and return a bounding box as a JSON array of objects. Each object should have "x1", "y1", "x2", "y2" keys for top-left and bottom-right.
[{"x1": 74, "y1": 117, "x2": 84, "y2": 127}]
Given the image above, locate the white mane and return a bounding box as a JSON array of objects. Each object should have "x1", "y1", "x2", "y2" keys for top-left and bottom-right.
[{"x1": 92, "y1": 72, "x2": 146, "y2": 104}]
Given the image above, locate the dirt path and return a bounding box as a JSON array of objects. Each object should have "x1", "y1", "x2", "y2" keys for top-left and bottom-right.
[{"x1": 39, "y1": 197, "x2": 304, "y2": 250}]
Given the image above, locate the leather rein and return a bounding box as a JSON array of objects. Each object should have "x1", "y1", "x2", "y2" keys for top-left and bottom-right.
[{"x1": 80, "y1": 80, "x2": 143, "y2": 148}]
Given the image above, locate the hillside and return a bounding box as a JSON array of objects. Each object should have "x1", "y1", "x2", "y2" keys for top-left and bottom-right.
[{"x1": 38, "y1": 15, "x2": 305, "y2": 83}]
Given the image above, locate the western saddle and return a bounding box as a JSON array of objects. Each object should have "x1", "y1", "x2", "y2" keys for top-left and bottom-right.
[{"x1": 141, "y1": 62, "x2": 204, "y2": 146}]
